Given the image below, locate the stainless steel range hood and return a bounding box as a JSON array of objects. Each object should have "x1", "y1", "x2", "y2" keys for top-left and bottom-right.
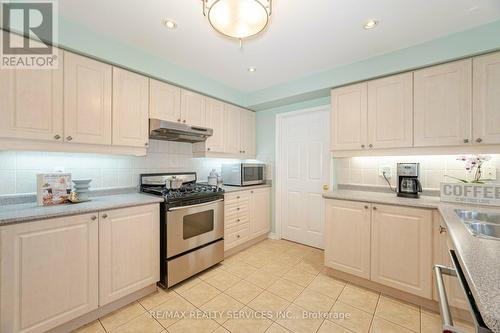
[{"x1": 149, "y1": 119, "x2": 213, "y2": 143}]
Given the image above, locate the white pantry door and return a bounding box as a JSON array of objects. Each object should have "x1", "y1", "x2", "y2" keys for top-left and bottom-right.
[{"x1": 279, "y1": 108, "x2": 330, "y2": 248}]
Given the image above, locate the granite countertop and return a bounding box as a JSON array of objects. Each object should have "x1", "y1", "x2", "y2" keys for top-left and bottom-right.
[
  {"x1": 324, "y1": 189, "x2": 500, "y2": 332},
  {"x1": 0, "y1": 193, "x2": 164, "y2": 225},
  {"x1": 222, "y1": 183, "x2": 272, "y2": 193}
]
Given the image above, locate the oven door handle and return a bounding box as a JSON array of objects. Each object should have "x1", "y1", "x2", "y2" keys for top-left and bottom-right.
[{"x1": 167, "y1": 199, "x2": 223, "y2": 211}]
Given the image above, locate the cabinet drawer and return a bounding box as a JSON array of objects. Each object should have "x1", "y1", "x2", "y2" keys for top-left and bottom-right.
[
  {"x1": 224, "y1": 191, "x2": 250, "y2": 203},
  {"x1": 225, "y1": 214, "x2": 249, "y2": 229},
  {"x1": 224, "y1": 224, "x2": 250, "y2": 250}
]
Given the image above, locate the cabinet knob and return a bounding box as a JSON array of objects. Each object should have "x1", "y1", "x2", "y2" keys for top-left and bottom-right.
[
  {"x1": 145, "y1": 142, "x2": 149, "y2": 147},
  {"x1": 90, "y1": 215, "x2": 97, "y2": 221},
  {"x1": 476, "y1": 138, "x2": 483, "y2": 143},
  {"x1": 237, "y1": 234, "x2": 241, "y2": 238},
  {"x1": 361, "y1": 144, "x2": 365, "y2": 148},
  {"x1": 177, "y1": 118, "x2": 181, "y2": 122},
  {"x1": 237, "y1": 196, "x2": 240, "y2": 199},
  {"x1": 207, "y1": 147, "x2": 211, "y2": 151},
  {"x1": 463, "y1": 139, "x2": 469, "y2": 144},
  {"x1": 54, "y1": 134, "x2": 61, "y2": 140},
  {"x1": 237, "y1": 207, "x2": 240, "y2": 211},
  {"x1": 372, "y1": 206, "x2": 377, "y2": 210},
  {"x1": 368, "y1": 144, "x2": 373, "y2": 148},
  {"x1": 439, "y1": 225, "x2": 447, "y2": 234},
  {"x1": 364, "y1": 205, "x2": 369, "y2": 209},
  {"x1": 251, "y1": 191, "x2": 254, "y2": 194},
  {"x1": 183, "y1": 120, "x2": 186, "y2": 123},
  {"x1": 102, "y1": 213, "x2": 108, "y2": 219},
  {"x1": 66, "y1": 136, "x2": 73, "y2": 141},
  {"x1": 237, "y1": 218, "x2": 240, "y2": 222},
  {"x1": 243, "y1": 150, "x2": 246, "y2": 153}
]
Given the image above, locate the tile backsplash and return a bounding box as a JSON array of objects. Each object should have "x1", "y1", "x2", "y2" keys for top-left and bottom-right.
[
  {"x1": 0, "y1": 140, "x2": 267, "y2": 196},
  {"x1": 334, "y1": 154, "x2": 500, "y2": 190}
]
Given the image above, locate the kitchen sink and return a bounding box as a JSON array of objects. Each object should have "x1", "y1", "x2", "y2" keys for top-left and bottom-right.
[{"x1": 455, "y1": 209, "x2": 500, "y2": 240}]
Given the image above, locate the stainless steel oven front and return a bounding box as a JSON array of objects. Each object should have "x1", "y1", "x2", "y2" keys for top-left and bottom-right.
[{"x1": 166, "y1": 199, "x2": 224, "y2": 258}]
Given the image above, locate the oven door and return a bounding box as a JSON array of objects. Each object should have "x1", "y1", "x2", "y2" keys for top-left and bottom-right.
[
  {"x1": 166, "y1": 199, "x2": 224, "y2": 258},
  {"x1": 242, "y1": 164, "x2": 265, "y2": 186}
]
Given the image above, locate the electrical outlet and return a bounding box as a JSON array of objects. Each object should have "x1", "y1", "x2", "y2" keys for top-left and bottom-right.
[
  {"x1": 483, "y1": 167, "x2": 497, "y2": 180},
  {"x1": 379, "y1": 166, "x2": 392, "y2": 179}
]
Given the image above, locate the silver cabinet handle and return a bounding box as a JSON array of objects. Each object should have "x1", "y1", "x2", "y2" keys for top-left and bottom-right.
[
  {"x1": 476, "y1": 138, "x2": 483, "y2": 143},
  {"x1": 102, "y1": 213, "x2": 108, "y2": 219},
  {"x1": 54, "y1": 134, "x2": 61, "y2": 140},
  {"x1": 90, "y1": 215, "x2": 97, "y2": 221},
  {"x1": 66, "y1": 136, "x2": 73, "y2": 141},
  {"x1": 168, "y1": 199, "x2": 223, "y2": 211},
  {"x1": 463, "y1": 139, "x2": 469, "y2": 144},
  {"x1": 434, "y1": 264, "x2": 457, "y2": 332}
]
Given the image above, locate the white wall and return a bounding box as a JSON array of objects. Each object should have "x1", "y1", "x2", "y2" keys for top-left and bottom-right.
[
  {"x1": 334, "y1": 155, "x2": 500, "y2": 190},
  {"x1": 0, "y1": 140, "x2": 266, "y2": 196}
]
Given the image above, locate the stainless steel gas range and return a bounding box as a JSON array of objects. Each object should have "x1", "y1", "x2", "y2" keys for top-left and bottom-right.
[{"x1": 140, "y1": 172, "x2": 224, "y2": 288}]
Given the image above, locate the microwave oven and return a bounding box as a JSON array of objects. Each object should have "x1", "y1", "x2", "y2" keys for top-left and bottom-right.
[{"x1": 221, "y1": 163, "x2": 266, "y2": 186}]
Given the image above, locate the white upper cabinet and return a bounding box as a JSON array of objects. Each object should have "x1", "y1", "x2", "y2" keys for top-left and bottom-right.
[
  {"x1": 112, "y1": 67, "x2": 149, "y2": 148},
  {"x1": 367, "y1": 73, "x2": 413, "y2": 149},
  {"x1": 240, "y1": 109, "x2": 256, "y2": 156},
  {"x1": 204, "y1": 97, "x2": 225, "y2": 152},
  {"x1": 64, "y1": 52, "x2": 112, "y2": 145},
  {"x1": 473, "y1": 51, "x2": 500, "y2": 145},
  {"x1": 181, "y1": 89, "x2": 206, "y2": 127},
  {"x1": 0, "y1": 47, "x2": 63, "y2": 141},
  {"x1": 224, "y1": 104, "x2": 241, "y2": 154},
  {"x1": 414, "y1": 59, "x2": 472, "y2": 147},
  {"x1": 331, "y1": 83, "x2": 368, "y2": 151},
  {"x1": 149, "y1": 79, "x2": 181, "y2": 123}
]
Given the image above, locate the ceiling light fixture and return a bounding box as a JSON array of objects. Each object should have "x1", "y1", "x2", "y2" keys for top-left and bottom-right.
[
  {"x1": 202, "y1": 0, "x2": 272, "y2": 45},
  {"x1": 163, "y1": 19, "x2": 177, "y2": 30},
  {"x1": 363, "y1": 19, "x2": 379, "y2": 30},
  {"x1": 248, "y1": 66, "x2": 257, "y2": 73}
]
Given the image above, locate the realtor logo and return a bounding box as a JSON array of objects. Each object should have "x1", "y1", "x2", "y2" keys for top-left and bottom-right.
[{"x1": 1, "y1": 0, "x2": 58, "y2": 69}]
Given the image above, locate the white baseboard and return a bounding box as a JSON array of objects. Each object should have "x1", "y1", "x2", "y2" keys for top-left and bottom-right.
[{"x1": 267, "y1": 232, "x2": 280, "y2": 240}]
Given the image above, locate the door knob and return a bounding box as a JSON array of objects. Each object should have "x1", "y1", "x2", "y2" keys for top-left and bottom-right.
[{"x1": 322, "y1": 185, "x2": 329, "y2": 191}]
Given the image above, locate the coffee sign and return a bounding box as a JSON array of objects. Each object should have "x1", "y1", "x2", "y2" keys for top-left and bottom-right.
[{"x1": 440, "y1": 182, "x2": 500, "y2": 206}]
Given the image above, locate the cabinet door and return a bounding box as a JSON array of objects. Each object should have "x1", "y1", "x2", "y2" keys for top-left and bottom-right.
[
  {"x1": 99, "y1": 204, "x2": 159, "y2": 306},
  {"x1": 64, "y1": 52, "x2": 112, "y2": 145},
  {"x1": 240, "y1": 109, "x2": 256, "y2": 156},
  {"x1": 0, "y1": 47, "x2": 63, "y2": 141},
  {"x1": 414, "y1": 60, "x2": 472, "y2": 147},
  {"x1": 250, "y1": 188, "x2": 271, "y2": 237},
  {"x1": 149, "y1": 79, "x2": 181, "y2": 122},
  {"x1": 368, "y1": 73, "x2": 413, "y2": 149},
  {"x1": 432, "y1": 212, "x2": 468, "y2": 310},
  {"x1": 371, "y1": 204, "x2": 432, "y2": 298},
  {"x1": 112, "y1": 67, "x2": 149, "y2": 147},
  {"x1": 181, "y1": 89, "x2": 205, "y2": 127},
  {"x1": 224, "y1": 104, "x2": 241, "y2": 154},
  {"x1": 330, "y1": 83, "x2": 368, "y2": 151},
  {"x1": 324, "y1": 200, "x2": 371, "y2": 279},
  {"x1": 473, "y1": 52, "x2": 500, "y2": 144},
  {"x1": 0, "y1": 213, "x2": 98, "y2": 333},
  {"x1": 205, "y1": 98, "x2": 225, "y2": 152}
]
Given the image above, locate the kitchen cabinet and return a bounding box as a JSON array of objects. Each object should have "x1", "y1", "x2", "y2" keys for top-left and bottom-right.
[
  {"x1": 473, "y1": 51, "x2": 500, "y2": 145},
  {"x1": 204, "y1": 97, "x2": 226, "y2": 152},
  {"x1": 414, "y1": 59, "x2": 472, "y2": 147},
  {"x1": 99, "y1": 204, "x2": 159, "y2": 305},
  {"x1": 149, "y1": 79, "x2": 181, "y2": 123},
  {"x1": 112, "y1": 67, "x2": 150, "y2": 148},
  {"x1": 0, "y1": 46, "x2": 63, "y2": 142},
  {"x1": 367, "y1": 73, "x2": 413, "y2": 149},
  {"x1": 0, "y1": 213, "x2": 99, "y2": 333},
  {"x1": 224, "y1": 104, "x2": 241, "y2": 154},
  {"x1": 64, "y1": 52, "x2": 112, "y2": 145},
  {"x1": 324, "y1": 199, "x2": 371, "y2": 279},
  {"x1": 330, "y1": 83, "x2": 368, "y2": 151},
  {"x1": 240, "y1": 109, "x2": 256, "y2": 156},
  {"x1": 181, "y1": 89, "x2": 206, "y2": 127},
  {"x1": 224, "y1": 187, "x2": 271, "y2": 251},
  {"x1": 370, "y1": 204, "x2": 433, "y2": 298},
  {"x1": 432, "y1": 212, "x2": 468, "y2": 310}
]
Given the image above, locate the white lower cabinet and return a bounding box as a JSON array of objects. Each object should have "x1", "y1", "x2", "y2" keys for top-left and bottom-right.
[
  {"x1": 224, "y1": 187, "x2": 271, "y2": 251},
  {"x1": 0, "y1": 204, "x2": 159, "y2": 333},
  {"x1": 325, "y1": 199, "x2": 433, "y2": 299},
  {"x1": 99, "y1": 205, "x2": 159, "y2": 306},
  {"x1": 324, "y1": 200, "x2": 371, "y2": 279},
  {"x1": 0, "y1": 213, "x2": 99, "y2": 333}
]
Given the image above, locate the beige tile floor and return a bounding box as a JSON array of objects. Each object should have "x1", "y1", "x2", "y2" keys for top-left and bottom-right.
[{"x1": 72, "y1": 239, "x2": 474, "y2": 333}]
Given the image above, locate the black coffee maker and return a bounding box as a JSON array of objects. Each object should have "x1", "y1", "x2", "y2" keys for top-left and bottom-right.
[{"x1": 397, "y1": 163, "x2": 422, "y2": 198}]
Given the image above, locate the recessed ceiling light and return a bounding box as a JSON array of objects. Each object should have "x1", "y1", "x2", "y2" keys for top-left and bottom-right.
[
  {"x1": 248, "y1": 67, "x2": 257, "y2": 73},
  {"x1": 163, "y1": 19, "x2": 177, "y2": 30},
  {"x1": 363, "y1": 19, "x2": 379, "y2": 30}
]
